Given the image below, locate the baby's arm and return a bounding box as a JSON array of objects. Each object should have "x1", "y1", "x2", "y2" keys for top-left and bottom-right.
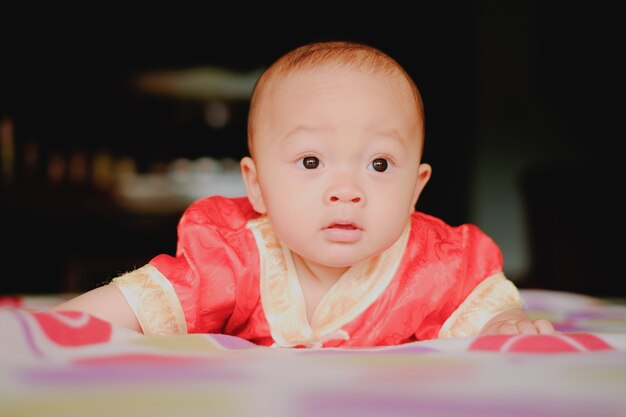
[
  {"x1": 52, "y1": 284, "x2": 142, "y2": 334},
  {"x1": 479, "y1": 308, "x2": 555, "y2": 336}
]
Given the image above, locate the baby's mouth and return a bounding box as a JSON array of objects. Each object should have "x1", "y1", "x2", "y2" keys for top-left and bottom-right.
[
  {"x1": 328, "y1": 223, "x2": 358, "y2": 230},
  {"x1": 322, "y1": 222, "x2": 363, "y2": 243}
]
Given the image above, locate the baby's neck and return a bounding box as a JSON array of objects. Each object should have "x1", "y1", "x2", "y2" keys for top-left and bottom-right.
[
  {"x1": 291, "y1": 252, "x2": 350, "y2": 322},
  {"x1": 292, "y1": 252, "x2": 349, "y2": 286}
]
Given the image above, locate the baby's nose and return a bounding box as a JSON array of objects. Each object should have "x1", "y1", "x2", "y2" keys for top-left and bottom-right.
[
  {"x1": 326, "y1": 187, "x2": 365, "y2": 204},
  {"x1": 330, "y1": 194, "x2": 361, "y2": 203}
]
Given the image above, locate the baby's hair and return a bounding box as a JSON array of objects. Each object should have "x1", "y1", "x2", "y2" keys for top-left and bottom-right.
[{"x1": 247, "y1": 41, "x2": 424, "y2": 157}]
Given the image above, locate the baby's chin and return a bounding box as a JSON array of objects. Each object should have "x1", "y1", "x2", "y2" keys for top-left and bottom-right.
[{"x1": 311, "y1": 249, "x2": 389, "y2": 269}]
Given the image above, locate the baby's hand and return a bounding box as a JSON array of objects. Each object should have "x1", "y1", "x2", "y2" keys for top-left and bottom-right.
[{"x1": 479, "y1": 308, "x2": 556, "y2": 336}]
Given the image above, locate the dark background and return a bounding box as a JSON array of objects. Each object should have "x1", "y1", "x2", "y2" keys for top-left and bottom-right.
[{"x1": 1, "y1": 3, "x2": 624, "y2": 296}]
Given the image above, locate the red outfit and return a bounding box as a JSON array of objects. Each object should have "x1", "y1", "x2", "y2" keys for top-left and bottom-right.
[{"x1": 113, "y1": 196, "x2": 522, "y2": 347}]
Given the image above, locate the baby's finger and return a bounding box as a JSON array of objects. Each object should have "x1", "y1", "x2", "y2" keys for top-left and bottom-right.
[
  {"x1": 498, "y1": 322, "x2": 520, "y2": 335},
  {"x1": 518, "y1": 321, "x2": 539, "y2": 335},
  {"x1": 535, "y1": 319, "x2": 556, "y2": 335}
]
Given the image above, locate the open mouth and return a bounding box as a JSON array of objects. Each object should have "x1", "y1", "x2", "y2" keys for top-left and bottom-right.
[
  {"x1": 327, "y1": 223, "x2": 358, "y2": 230},
  {"x1": 323, "y1": 222, "x2": 363, "y2": 243}
]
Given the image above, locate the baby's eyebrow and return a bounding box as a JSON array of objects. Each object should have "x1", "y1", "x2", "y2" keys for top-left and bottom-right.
[
  {"x1": 367, "y1": 128, "x2": 409, "y2": 148},
  {"x1": 281, "y1": 125, "x2": 331, "y2": 141},
  {"x1": 280, "y1": 125, "x2": 411, "y2": 151}
]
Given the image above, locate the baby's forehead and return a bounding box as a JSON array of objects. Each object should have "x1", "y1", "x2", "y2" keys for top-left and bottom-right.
[{"x1": 266, "y1": 71, "x2": 419, "y2": 124}]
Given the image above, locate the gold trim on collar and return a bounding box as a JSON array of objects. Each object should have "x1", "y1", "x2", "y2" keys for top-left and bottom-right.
[{"x1": 248, "y1": 217, "x2": 410, "y2": 348}]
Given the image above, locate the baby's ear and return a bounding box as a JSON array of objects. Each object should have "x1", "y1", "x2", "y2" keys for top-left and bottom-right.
[
  {"x1": 411, "y1": 163, "x2": 432, "y2": 209},
  {"x1": 240, "y1": 157, "x2": 267, "y2": 214}
]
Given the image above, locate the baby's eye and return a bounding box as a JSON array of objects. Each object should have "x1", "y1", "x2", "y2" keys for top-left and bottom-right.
[
  {"x1": 301, "y1": 156, "x2": 320, "y2": 169},
  {"x1": 369, "y1": 158, "x2": 389, "y2": 172}
]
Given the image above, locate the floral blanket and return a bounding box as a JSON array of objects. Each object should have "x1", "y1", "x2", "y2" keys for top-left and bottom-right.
[{"x1": 1, "y1": 289, "x2": 626, "y2": 417}]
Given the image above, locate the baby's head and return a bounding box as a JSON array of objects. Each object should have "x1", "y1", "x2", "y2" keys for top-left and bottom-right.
[
  {"x1": 241, "y1": 41, "x2": 431, "y2": 269},
  {"x1": 247, "y1": 41, "x2": 425, "y2": 157}
]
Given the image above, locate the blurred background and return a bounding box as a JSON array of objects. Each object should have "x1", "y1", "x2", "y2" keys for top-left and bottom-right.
[{"x1": 1, "y1": 3, "x2": 623, "y2": 296}]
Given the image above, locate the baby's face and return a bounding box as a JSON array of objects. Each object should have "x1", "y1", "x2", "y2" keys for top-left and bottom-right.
[{"x1": 248, "y1": 66, "x2": 429, "y2": 268}]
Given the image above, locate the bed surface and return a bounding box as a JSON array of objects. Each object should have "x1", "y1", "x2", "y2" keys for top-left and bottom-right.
[{"x1": 2, "y1": 289, "x2": 626, "y2": 417}]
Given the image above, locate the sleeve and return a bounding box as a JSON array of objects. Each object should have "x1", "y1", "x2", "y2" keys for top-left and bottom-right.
[
  {"x1": 111, "y1": 197, "x2": 250, "y2": 335},
  {"x1": 111, "y1": 263, "x2": 188, "y2": 335},
  {"x1": 436, "y1": 224, "x2": 523, "y2": 338},
  {"x1": 437, "y1": 272, "x2": 523, "y2": 338}
]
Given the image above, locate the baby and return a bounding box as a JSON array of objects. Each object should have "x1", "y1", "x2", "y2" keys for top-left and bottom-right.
[{"x1": 53, "y1": 41, "x2": 554, "y2": 347}]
